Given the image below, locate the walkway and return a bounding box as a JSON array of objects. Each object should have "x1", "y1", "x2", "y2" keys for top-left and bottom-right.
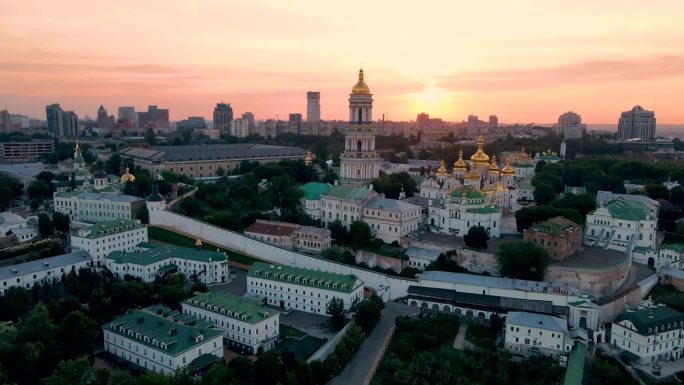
[
  {"x1": 452, "y1": 322, "x2": 473, "y2": 350},
  {"x1": 330, "y1": 302, "x2": 417, "y2": 385}
]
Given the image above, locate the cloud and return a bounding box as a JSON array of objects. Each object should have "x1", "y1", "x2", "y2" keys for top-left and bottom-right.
[{"x1": 439, "y1": 55, "x2": 684, "y2": 92}]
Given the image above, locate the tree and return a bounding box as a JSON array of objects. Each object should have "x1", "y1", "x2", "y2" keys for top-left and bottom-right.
[
  {"x1": 645, "y1": 183, "x2": 669, "y2": 200},
  {"x1": 321, "y1": 246, "x2": 345, "y2": 263},
  {"x1": 52, "y1": 212, "x2": 71, "y2": 233},
  {"x1": 159, "y1": 284, "x2": 187, "y2": 309},
  {"x1": 0, "y1": 174, "x2": 23, "y2": 210},
  {"x1": 463, "y1": 225, "x2": 489, "y2": 250},
  {"x1": 215, "y1": 166, "x2": 226, "y2": 177},
  {"x1": 123, "y1": 181, "x2": 136, "y2": 196},
  {"x1": 27, "y1": 180, "x2": 52, "y2": 201},
  {"x1": 0, "y1": 287, "x2": 32, "y2": 321},
  {"x1": 144, "y1": 128, "x2": 157, "y2": 146},
  {"x1": 38, "y1": 213, "x2": 54, "y2": 238},
  {"x1": 328, "y1": 220, "x2": 350, "y2": 245},
  {"x1": 535, "y1": 160, "x2": 547, "y2": 173},
  {"x1": 200, "y1": 364, "x2": 238, "y2": 385},
  {"x1": 138, "y1": 204, "x2": 150, "y2": 224},
  {"x1": 354, "y1": 294, "x2": 384, "y2": 334},
  {"x1": 551, "y1": 193, "x2": 596, "y2": 218},
  {"x1": 326, "y1": 297, "x2": 346, "y2": 331},
  {"x1": 496, "y1": 240, "x2": 551, "y2": 281},
  {"x1": 58, "y1": 311, "x2": 98, "y2": 359},
  {"x1": 36, "y1": 171, "x2": 55, "y2": 184},
  {"x1": 44, "y1": 359, "x2": 91, "y2": 385},
  {"x1": 533, "y1": 182, "x2": 555, "y2": 205},
  {"x1": 349, "y1": 221, "x2": 372, "y2": 248}
]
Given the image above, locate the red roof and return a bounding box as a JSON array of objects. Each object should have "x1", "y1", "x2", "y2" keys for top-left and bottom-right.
[{"x1": 244, "y1": 220, "x2": 297, "y2": 237}]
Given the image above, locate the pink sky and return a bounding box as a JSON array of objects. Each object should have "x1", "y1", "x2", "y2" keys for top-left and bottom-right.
[{"x1": 1, "y1": 0, "x2": 684, "y2": 124}]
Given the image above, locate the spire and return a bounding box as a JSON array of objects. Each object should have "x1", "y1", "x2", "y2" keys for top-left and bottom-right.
[
  {"x1": 351, "y1": 68, "x2": 370, "y2": 94},
  {"x1": 454, "y1": 148, "x2": 467, "y2": 170},
  {"x1": 436, "y1": 159, "x2": 448, "y2": 176}
]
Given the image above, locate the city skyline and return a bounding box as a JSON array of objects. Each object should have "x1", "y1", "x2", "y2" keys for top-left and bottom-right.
[{"x1": 2, "y1": 1, "x2": 684, "y2": 124}]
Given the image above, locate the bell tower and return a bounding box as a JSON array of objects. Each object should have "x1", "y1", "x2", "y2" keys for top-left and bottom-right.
[{"x1": 339, "y1": 69, "x2": 381, "y2": 187}]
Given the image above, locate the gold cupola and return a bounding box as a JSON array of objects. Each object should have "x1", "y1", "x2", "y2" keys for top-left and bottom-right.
[
  {"x1": 351, "y1": 68, "x2": 370, "y2": 94},
  {"x1": 488, "y1": 155, "x2": 499, "y2": 173},
  {"x1": 517, "y1": 146, "x2": 529, "y2": 162},
  {"x1": 120, "y1": 167, "x2": 136, "y2": 183},
  {"x1": 436, "y1": 159, "x2": 448, "y2": 176},
  {"x1": 453, "y1": 149, "x2": 468, "y2": 170},
  {"x1": 470, "y1": 136, "x2": 490, "y2": 165},
  {"x1": 501, "y1": 160, "x2": 515, "y2": 175},
  {"x1": 465, "y1": 170, "x2": 481, "y2": 180},
  {"x1": 304, "y1": 148, "x2": 315, "y2": 166}
]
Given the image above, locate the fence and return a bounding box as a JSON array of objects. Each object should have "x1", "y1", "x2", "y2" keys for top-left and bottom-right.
[{"x1": 364, "y1": 325, "x2": 396, "y2": 385}]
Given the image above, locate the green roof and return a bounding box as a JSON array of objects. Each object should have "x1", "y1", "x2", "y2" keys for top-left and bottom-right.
[
  {"x1": 73, "y1": 219, "x2": 144, "y2": 239},
  {"x1": 183, "y1": 292, "x2": 278, "y2": 325},
  {"x1": 562, "y1": 342, "x2": 586, "y2": 385},
  {"x1": 300, "y1": 182, "x2": 331, "y2": 200},
  {"x1": 632, "y1": 246, "x2": 653, "y2": 253},
  {"x1": 449, "y1": 185, "x2": 485, "y2": 200},
  {"x1": 322, "y1": 185, "x2": 372, "y2": 201},
  {"x1": 603, "y1": 198, "x2": 652, "y2": 221},
  {"x1": 106, "y1": 244, "x2": 227, "y2": 266},
  {"x1": 564, "y1": 186, "x2": 586, "y2": 195},
  {"x1": 104, "y1": 309, "x2": 222, "y2": 357},
  {"x1": 662, "y1": 243, "x2": 684, "y2": 253},
  {"x1": 512, "y1": 162, "x2": 534, "y2": 168},
  {"x1": 529, "y1": 216, "x2": 579, "y2": 237},
  {"x1": 614, "y1": 306, "x2": 684, "y2": 335},
  {"x1": 56, "y1": 191, "x2": 80, "y2": 198},
  {"x1": 188, "y1": 354, "x2": 222, "y2": 372},
  {"x1": 466, "y1": 205, "x2": 501, "y2": 214},
  {"x1": 247, "y1": 261, "x2": 361, "y2": 294}
]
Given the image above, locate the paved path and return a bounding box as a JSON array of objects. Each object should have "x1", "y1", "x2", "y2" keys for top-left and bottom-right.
[
  {"x1": 330, "y1": 302, "x2": 417, "y2": 385},
  {"x1": 453, "y1": 322, "x2": 471, "y2": 350}
]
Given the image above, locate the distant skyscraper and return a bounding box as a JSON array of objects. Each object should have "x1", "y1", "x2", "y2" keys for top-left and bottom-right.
[
  {"x1": 488, "y1": 115, "x2": 498, "y2": 128},
  {"x1": 118, "y1": 106, "x2": 137, "y2": 128},
  {"x1": 307, "y1": 92, "x2": 320, "y2": 123},
  {"x1": 46, "y1": 103, "x2": 78, "y2": 137},
  {"x1": 9, "y1": 114, "x2": 30, "y2": 130},
  {"x1": 289, "y1": 113, "x2": 302, "y2": 124},
  {"x1": 557, "y1": 111, "x2": 585, "y2": 140},
  {"x1": 231, "y1": 118, "x2": 249, "y2": 138},
  {"x1": 139, "y1": 105, "x2": 170, "y2": 130},
  {"x1": 242, "y1": 112, "x2": 255, "y2": 131},
  {"x1": 617, "y1": 105, "x2": 656, "y2": 140},
  {"x1": 213, "y1": 102, "x2": 233, "y2": 133},
  {"x1": 0, "y1": 110, "x2": 10, "y2": 132},
  {"x1": 97, "y1": 105, "x2": 113, "y2": 129},
  {"x1": 177, "y1": 116, "x2": 206, "y2": 130}
]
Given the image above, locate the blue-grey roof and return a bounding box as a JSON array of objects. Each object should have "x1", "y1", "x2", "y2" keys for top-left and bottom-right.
[
  {"x1": 405, "y1": 246, "x2": 441, "y2": 262},
  {"x1": 0, "y1": 251, "x2": 90, "y2": 281},
  {"x1": 363, "y1": 197, "x2": 420, "y2": 212},
  {"x1": 506, "y1": 311, "x2": 567, "y2": 332},
  {"x1": 418, "y1": 270, "x2": 579, "y2": 295},
  {"x1": 78, "y1": 192, "x2": 143, "y2": 202},
  {"x1": 123, "y1": 143, "x2": 307, "y2": 163}
]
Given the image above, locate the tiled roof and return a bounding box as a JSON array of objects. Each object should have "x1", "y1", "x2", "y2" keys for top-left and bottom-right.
[
  {"x1": 363, "y1": 197, "x2": 420, "y2": 212},
  {"x1": 245, "y1": 220, "x2": 298, "y2": 237},
  {"x1": 247, "y1": 262, "x2": 362, "y2": 294},
  {"x1": 603, "y1": 197, "x2": 653, "y2": 221},
  {"x1": 75, "y1": 191, "x2": 144, "y2": 203},
  {"x1": 183, "y1": 292, "x2": 278, "y2": 325},
  {"x1": 404, "y1": 247, "x2": 441, "y2": 262},
  {"x1": 104, "y1": 309, "x2": 221, "y2": 357},
  {"x1": 0, "y1": 251, "x2": 90, "y2": 281},
  {"x1": 506, "y1": 311, "x2": 567, "y2": 332},
  {"x1": 529, "y1": 216, "x2": 579, "y2": 236},
  {"x1": 465, "y1": 205, "x2": 501, "y2": 214},
  {"x1": 615, "y1": 306, "x2": 684, "y2": 335},
  {"x1": 322, "y1": 185, "x2": 372, "y2": 201},
  {"x1": 124, "y1": 143, "x2": 307, "y2": 163},
  {"x1": 449, "y1": 185, "x2": 485, "y2": 199},
  {"x1": 300, "y1": 182, "x2": 331, "y2": 200},
  {"x1": 72, "y1": 219, "x2": 144, "y2": 239},
  {"x1": 106, "y1": 245, "x2": 226, "y2": 266}
]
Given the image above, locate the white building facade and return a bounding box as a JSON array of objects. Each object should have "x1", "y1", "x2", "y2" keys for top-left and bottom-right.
[
  {"x1": 362, "y1": 197, "x2": 421, "y2": 244},
  {"x1": 0, "y1": 251, "x2": 91, "y2": 294},
  {"x1": 504, "y1": 311, "x2": 572, "y2": 359},
  {"x1": 246, "y1": 262, "x2": 364, "y2": 315},
  {"x1": 70, "y1": 219, "x2": 148, "y2": 267},
  {"x1": 611, "y1": 305, "x2": 684, "y2": 364},
  {"x1": 584, "y1": 196, "x2": 658, "y2": 253},
  {"x1": 54, "y1": 191, "x2": 145, "y2": 224},
  {"x1": 182, "y1": 292, "x2": 279, "y2": 355}
]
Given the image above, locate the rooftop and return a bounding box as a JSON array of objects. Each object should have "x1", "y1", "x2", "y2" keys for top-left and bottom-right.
[
  {"x1": 529, "y1": 216, "x2": 580, "y2": 237},
  {"x1": 300, "y1": 182, "x2": 332, "y2": 201},
  {"x1": 0, "y1": 251, "x2": 90, "y2": 281},
  {"x1": 602, "y1": 197, "x2": 654, "y2": 221},
  {"x1": 562, "y1": 342, "x2": 587, "y2": 385},
  {"x1": 363, "y1": 196, "x2": 420, "y2": 212},
  {"x1": 123, "y1": 143, "x2": 306, "y2": 163},
  {"x1": 183, "y1": 292, "x2": 278, "y2": 325},
  {"x1": 465, "y1": 205, "x2": 501, "y2": 214},
  {"x1": 449, "y1": 185, "x2": 485, "y2": 200},
  {"x1": 418, "y1": 270, "x2": 580, "y2": 296},
  {"x1": 322, "y1": 185, "x2": 372, "y2": 201},
  {"x1": 72, "y1": 219, "x2": 144, "y2": 239},
  {"x1": 247, "y1": 261, "x2": 362, "y2": 293},
  {"x1": 104, "y1": 309, "x2": 222, "y2": 357},
  {"x1": 506, "y1": 311, "x2": 567, "y2": 333},
  {"x1": 244, "y1": 220, "x2": 298, "y2": 237},
  {"x1": 106, "y1": 244, "x2": 226, "y2": 266},
  {"x1": 662, "y1": 243, "x2": 684, "y2": 253},
  {"x1": 614, "y1": 306, "x2": 684, "y2": 335},
  {"x1": 404, "y1": 246, "x2": 441, "y2": 262}
]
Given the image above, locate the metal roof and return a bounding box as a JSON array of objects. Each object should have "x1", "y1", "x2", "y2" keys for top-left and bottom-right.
[
  {"x1": 404, "y1": 246, "x2": 441, "y2": 262},
  {"x1": 0, "y1": 251, "x2": 90, "y2": 281},
  {"x1": 363, "y1": 197, "x2": 421, "y2": 212},
  {"x1": 506, "y1": 311, "x2": 567, "y2": 333}
]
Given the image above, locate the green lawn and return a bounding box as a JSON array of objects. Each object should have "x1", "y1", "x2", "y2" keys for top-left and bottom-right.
[
  {"x1": 279, "y1": 335, "x2": 327, "y2": 360},
  {"x1": 148, "y1": 226, "x2": 257, "y2": 265},
  {"x1": 279, "y1": 324, "x2": 306, "y2": 339}
]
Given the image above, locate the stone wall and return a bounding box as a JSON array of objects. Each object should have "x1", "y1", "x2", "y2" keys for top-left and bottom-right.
[
  {"x1": 546, "y1": 257, "x2": 631, "y2": 298},
  {"x1": 150, "y1": 209, "x2": 415, "y2": 301}
]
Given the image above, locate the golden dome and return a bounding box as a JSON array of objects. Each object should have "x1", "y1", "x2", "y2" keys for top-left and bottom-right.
[
  {"x1": 517, "y1": 147, "x2": 529, "y2": 161},
  {"x1": 493, "y1": 182, "x2": 508, "y2": 192},
  {"x1": 120, "y1": 167, "x2": 136, "y2": 183},
  {"x1": 453, "y1": 149, "x2": 467, "y2": 170},
  {"x1": 488, "y1": 155, "x2": 499, "y2": 173},
  {"x1": 436, "y1": 159, "x2": 448, "y2": 176},
  {"x1": 195, "y1": 238, "x2": 203, "y2": 247},
  {"x1": 501, "y1": 160, "x2": 515, "y2": 175},
  {"x1": 304, "y1": 148, "x2": 315, "y2": 166},
  {"x1": 465, "y1": 170, "x2": 481, "y2": 180},
  {"x1": 351, "y1": 68, "x2": 370, "y2": 94},
  {"x1": 470, "y1": 136, "x2": 490, "y2": 165}
]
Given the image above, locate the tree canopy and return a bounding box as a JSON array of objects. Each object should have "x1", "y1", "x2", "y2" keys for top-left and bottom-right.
[{"x1": 496, "y1": 240, "x2": 551, "y2": 281}]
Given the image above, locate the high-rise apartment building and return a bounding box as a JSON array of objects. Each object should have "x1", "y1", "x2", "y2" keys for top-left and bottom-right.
[
  {"x1": 46, "y1": 103, "x2": 78, "y2": 137},
  {"x1": 97, "y1": 105, "x2": 114, "y2": 129},
  {"x1": 289, "y1": 113, "x2": 302, "y2": 124},
  {"x1": 138, "y1": 105, "x2": 170, "y2": 130},
  {"x1": 557, "y1": 111, "x2": 586, "y2": 140},
  {"x1": 242, "y1": 112, "x2": 255, "y2": 131},
  {"x1": 213, "y1": 103, "x2": 233, "y2": 133},
  {"x1": 0, "y1": 110, "x2": 10, "y2": 132},
  {"x1": 617, "y1": 105, "x2": 656, "y2": 140},
  {"x1": 230, "y1": 118, "x2": 249, "y2": 138},
  {"x1": 307, "y1": 92, "x2": 320, "y2": 123},
  {"x1": 488, "y1": 115, "x2": 498, "y2": 128},
  {"x1": 176, "y1": 117, "x2": 206, "y2": 130},
  {"x1": 9, "y1": 115, "x2": 30, "y2": 130},
  {"x1": 117, "y1": 106, "x2": 137, "y2": 129}
]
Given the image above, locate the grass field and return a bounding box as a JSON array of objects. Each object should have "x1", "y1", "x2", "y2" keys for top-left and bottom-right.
[
  {"x1": 279, "y1": 335, "x2": 327, "y2": 360},
  {"x1": 148, "y1": 226, "x2": 257, "y2": 265},
  {"x1": 279, "y1": 324, "x2": 307, "y2": 339}
]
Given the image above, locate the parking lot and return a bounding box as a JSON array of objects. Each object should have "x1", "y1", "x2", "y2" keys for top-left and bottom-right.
[{"x1": 210, "y1": 268, "x2": 247, "y2": 296}]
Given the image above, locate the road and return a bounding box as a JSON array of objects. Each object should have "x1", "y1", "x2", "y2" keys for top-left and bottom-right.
[{"x1": 330, "y1": 301, "x2": 417, "y2": 385}]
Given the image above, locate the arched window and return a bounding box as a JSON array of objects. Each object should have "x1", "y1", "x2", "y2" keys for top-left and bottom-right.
[{"x1": 357, "y1": 140, "x2": 362, "y2": 151}]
